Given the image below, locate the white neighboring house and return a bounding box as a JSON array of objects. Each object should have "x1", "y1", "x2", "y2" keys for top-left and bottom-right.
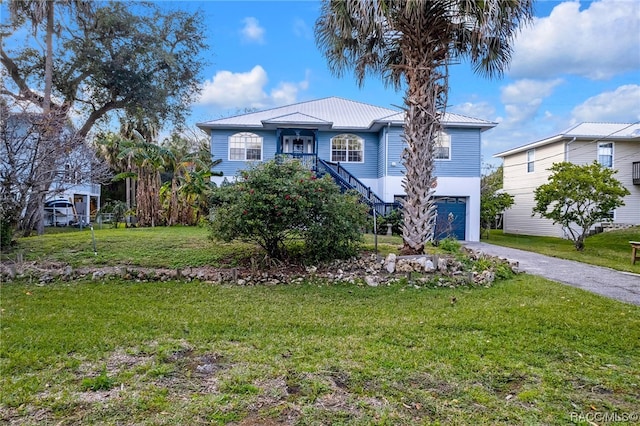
[
  {"x1": 45, "y1": 183, "x2": 101, "y2": 227},
  {"x1": 494, "y1": 122, "x2": 640, "y2": 238},
  {"x1": 3, "y1": 112, "x2": 101, "y2": 227},
  {"x1": 45, "y1": 141, "x2": 102, "y2": 226}
]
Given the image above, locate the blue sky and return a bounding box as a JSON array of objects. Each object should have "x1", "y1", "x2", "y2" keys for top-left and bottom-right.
[
  {"x1": 177, "y1": 0, "x2": 639, "y2": 168},
  {"x1": 2, "y1": 0, "x2": 639, "y2": 168}
]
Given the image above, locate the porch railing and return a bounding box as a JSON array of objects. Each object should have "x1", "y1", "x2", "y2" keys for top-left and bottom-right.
[
  {"x1": 317, "y1": 159, "x2": 400, "y2": 216},
  {"x1": 633, "y1": 161, "x2": 640, "y2": 185},
  {"x1": 276, "y1": 153, "x2": 318, "y2": 171}
]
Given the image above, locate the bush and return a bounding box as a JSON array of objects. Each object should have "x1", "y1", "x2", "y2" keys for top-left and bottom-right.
[
  {"x1": 209, "y1": 160, "x2": 369, "y2": 262},
  {"x1": 0, "y1": 215, "x2": 14, "y2": 248},
  {"x1": 376, "y1": 209, "x2": 402, "y2": 235},
  {"x1": 0, "y1": 202, "x2": 17, "y2": 249},
  {"x1": 438, "y1": 237, "x2": 461, "y2": 253}
]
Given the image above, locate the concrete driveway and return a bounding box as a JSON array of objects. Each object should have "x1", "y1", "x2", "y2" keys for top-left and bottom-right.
[{"x1": 463, "y1": 242, "x2": 640, "y2": 306}]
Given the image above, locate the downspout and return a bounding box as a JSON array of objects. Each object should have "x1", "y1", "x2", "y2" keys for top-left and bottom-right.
[
  {"x1": 385, "y1": 122, "x2": 390, "y2": 201},
  {"x1": 565, "y1": 137, "x2": 576, "y2": 162}
]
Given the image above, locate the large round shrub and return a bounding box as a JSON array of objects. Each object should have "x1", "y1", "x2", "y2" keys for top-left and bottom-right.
[{"x1": 209, "y1": 159, "x2": 369, "y2": 262}]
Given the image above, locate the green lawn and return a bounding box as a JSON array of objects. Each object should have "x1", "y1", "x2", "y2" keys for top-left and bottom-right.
[
  {"x1": 2, "y1": 226, "x2": 639, "y2": 424},
  {"x1": 484, "y1": 227, "x2": 640, "y2": 274},
  {"x1": 4, "y1": 226, "x2": 403, "y2": 268},
  {"x1": 2, "y1": 276, "x2": 639, "y2": 425}
]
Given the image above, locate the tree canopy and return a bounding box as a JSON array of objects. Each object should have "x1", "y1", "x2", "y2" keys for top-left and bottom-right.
[
  {"x1": 532, "y1": 161, "x2": 630, "y2": 251},
  {"x1": 2, "y1": 0, "x2": 207, "y2": 137},
  {"x1": 480, "y1": 165, "x2": 514, "y2": 238}
]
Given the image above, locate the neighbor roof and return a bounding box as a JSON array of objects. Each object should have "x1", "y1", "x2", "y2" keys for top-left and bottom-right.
[
  {"x1": 494, "y1": 122, "x2": 640, "y2": 158},
  {"x1": 197, "y1": 97, "x2": 497, "y2": 132}
]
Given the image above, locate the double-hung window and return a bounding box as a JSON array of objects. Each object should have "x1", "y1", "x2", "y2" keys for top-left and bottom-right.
[
  {"x1": 229, "y1": 132, "x2": 262, "y2": 161},
  {"x1": 331, "y1": 134, "x2": 363, "y2": 163},
  {"x1": 435, "y1": 132, "x2": 451, "y2": 160},
  {"x1": 526, "y1": 149, "x2": 535, "y2": 173},
  {"x1": 598, "y1": 142, "x2": 613, "y2": 168}
]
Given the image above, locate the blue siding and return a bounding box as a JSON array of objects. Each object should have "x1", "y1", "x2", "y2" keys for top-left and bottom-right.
[
  {"x1": 377, "y1": 129, "x2": 386, "y2": 179},
  {"x1": 209, "y1": 125, "x2": 482, "y2": 180},
  {"x1": 386, "y1": 126, "x2": 406, "y2": 177},
  {"x1": 386, "y1": 126, "x2": 481, "y2": 178},
  {"x1": 315, "y1": 131, "x2": 379, "y2": 179},
  {"x1": 210, "y1": 129, "x2": 381, "y2": 180},
  {"x1": 210, "y1": 129, "x2": 278, "y2": 178},
  {"x1": 434, "y1": 128, "x2": 481, "y2": 177}
]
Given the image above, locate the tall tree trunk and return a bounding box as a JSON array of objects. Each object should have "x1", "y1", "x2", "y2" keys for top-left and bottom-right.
[{"x1": 400, "y1": 50, "x2": 448, "y2": 254}]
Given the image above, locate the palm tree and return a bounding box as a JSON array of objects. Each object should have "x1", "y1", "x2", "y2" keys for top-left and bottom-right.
[
  {"x1": 178, "y1": 168, "x2": 215, "y2": 225},
  {"x1": 113, "y1": 116, "x2": 167, "y2": 227},
  {"x1": 116, "y1": 139, "x2": 168, "y2": 227},
  {"x1": 315, "y1": 0, "x2": 533, "y2": 254},
  {"x1": 160, "y1": 131, "x2": 221, "y2": 226}
]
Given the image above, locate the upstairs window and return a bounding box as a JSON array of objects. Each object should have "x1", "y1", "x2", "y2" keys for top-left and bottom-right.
[
  {"x1": 435, "y1": 132, "x2": 451, "y2": 160},
  {"x1": 598, "y1": 142, "x2": 613, "y2": 168},
  {"x1": 331, "y1": 134, "x2": 363, "y2": 163},
  {"x1": 229, "y1": 132, "x2": 262, "y2": 161},
  {"x1": 527, "y1": 149, "x2": 535, "y2": 173}
]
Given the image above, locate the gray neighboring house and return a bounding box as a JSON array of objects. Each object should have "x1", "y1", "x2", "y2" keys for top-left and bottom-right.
[
  {"x1": 494, "y1": 122, "x2": 640, "y2": 238},
  {"x1": 198, "y1": 97, "x2": 497, "y2": 241}
]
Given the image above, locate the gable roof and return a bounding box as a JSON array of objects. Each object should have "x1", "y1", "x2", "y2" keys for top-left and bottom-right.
[
  {"x1": 197, "y1": 97, "x2": 497, "y2": 132},
  {"x1": 494, "y1": 122, "x2": 640, "y2": 158}
]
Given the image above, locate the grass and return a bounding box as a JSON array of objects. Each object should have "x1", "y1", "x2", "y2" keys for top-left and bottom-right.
[
  {"x1": 2, "y1": 226, "x2": 639, "y2": 424},
  {"x1": 2, "y1": 277, "x2": 639, "y2": 425},
  {"x1": 483, "y1": 227, "x2": 640, "y2": 274},
  {"x1": 3, "y1": 226, "x2": 403, "y2": 268}
]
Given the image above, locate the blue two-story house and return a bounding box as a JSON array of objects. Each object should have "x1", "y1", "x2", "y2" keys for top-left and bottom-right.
[{"x1": 197, "y1": 97, "x2": 496, "y2": 241}]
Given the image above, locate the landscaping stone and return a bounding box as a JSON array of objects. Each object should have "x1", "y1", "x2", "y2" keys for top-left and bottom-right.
[
  {"x1": 0, "y1": 247, "x2": 516, "y2": 288},
  {"x1": 384, "y1": 253, "x2": 396, "y2": 273}
]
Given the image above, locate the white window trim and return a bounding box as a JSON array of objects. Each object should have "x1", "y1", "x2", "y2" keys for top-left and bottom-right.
[
  {"x1": 435, "y1": 132, "x2": 451, "y2": 161},
  {"x1": 228, "y1": 132, "x2": 263, "y2": 162},
  {"x1": 597, "y1": 142, "x2": 614, "y2": 169},
  {"x1": 526, "y1": 149, "x2": 535, "y2": 173},
  {"x1": 330, "y1": 134, "x2": 364, "y2": 163}
]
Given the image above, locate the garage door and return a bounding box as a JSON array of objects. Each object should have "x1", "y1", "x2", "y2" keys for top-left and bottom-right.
[{"x1": 434, "y1": 197, "x2": 466, "y2": 241}]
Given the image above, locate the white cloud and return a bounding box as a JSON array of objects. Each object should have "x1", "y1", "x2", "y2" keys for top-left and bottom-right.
[
  {"x1": 499, "y1": 79, "x2": 564, "y2": 127},
  {"x1": 241, "y1": 17, "x2": 265, "y2": 44},
  {"x1": 197, "y1": 66, "x2": 310, "y2": 110},
  {"x1": 293, "y1": 18, "x2": 312, "y2": 39},
  {"x1": 450, "y1": 101, "x2": 495, "y2": 121},
  {"x1": 511, "y1": 0, "x2": 640, "y2": 80},
  {"x1": 571, "y1": 84, "x2": 640, "y2": 123}
]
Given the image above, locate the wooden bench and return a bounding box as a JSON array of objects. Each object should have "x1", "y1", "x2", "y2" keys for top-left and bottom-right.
[{"x1": 631, "y1": 241, "x2": 640, "y2": 265}]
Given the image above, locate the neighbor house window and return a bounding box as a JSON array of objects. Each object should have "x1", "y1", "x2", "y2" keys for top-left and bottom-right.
[
  {"x1": 435, "y1": 132, "x2": 451, "y2": 160},
  {"x1": 331, "y1": 134, "x2": 363, "y2": 163},
  {"x1": 527, "y1": 149, "x2": 535, "y2": 173},
  {"x1": 229, "y1": 132, "x2": 262, "y2": 161},
  {"x1": 598, "y1": 142, "x2": 613, "y2": 168}
]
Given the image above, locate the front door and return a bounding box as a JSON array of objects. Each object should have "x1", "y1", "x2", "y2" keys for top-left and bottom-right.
[{"x1": 281, "y1": 135, "x2": 314, "y2": 154}]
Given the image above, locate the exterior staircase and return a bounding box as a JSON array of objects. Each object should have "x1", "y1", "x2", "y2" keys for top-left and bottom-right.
[
  {"x1": 316, "y1": 158, "x2": 399, "y2": 216},
  {"x1": 276, "y1": 153, "x2": 399, "y2": 216}
]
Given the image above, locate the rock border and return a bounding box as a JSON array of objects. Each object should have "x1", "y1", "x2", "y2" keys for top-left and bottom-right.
[{"x1": 1, "y1": 249, "x2": 519, "y2": 288}]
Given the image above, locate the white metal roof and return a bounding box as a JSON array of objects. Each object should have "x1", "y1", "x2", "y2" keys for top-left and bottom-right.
[
  {"x1": 197, "y1": 97, "x2": 497, "y2": 132},
  {"x1": 494, "y1": 122, "x2": 640, "y2": 158}
]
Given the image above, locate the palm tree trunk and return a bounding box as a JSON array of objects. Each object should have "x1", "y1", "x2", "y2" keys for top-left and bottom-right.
[{"x1": 400, "y1": 52, "x2": 448, "y2": 254}]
